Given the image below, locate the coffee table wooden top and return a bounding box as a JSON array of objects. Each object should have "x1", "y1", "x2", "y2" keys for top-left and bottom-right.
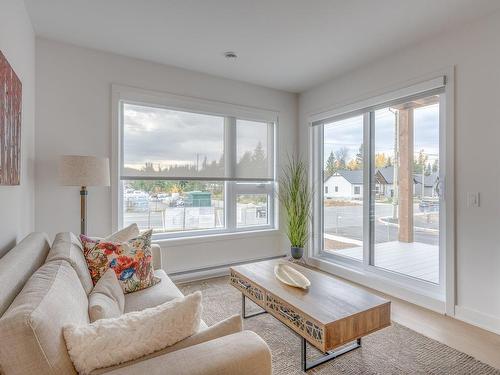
[{"x1": 230, "y1": 259, "x2": 391, "y2": 351}]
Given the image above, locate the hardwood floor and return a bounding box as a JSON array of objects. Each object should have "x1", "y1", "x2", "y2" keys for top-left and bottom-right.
[
  {"x1": 389, "y1": 296, "x2": 500, "y2": 370},
  {"x1": 196, "y1": 264, "x2": 500, "y2": 369},
  {"x1": 340, "y1": 279, "x2": 500, "y2": 369}
]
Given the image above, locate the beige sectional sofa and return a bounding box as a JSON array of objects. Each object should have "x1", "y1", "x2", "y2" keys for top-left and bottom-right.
[{"x1": 0, "y1": 232, "x2": 272, "y2": 375}]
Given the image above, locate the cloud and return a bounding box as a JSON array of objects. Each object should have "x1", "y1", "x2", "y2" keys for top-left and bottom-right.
[
  {"x1": 323, "y1": 104, "x2": 440, "y2": 164},
  {"x1": 123, "y1": 103, "x2": 224, "y2": 168},
  {"x1": 123, "y1": 104, "x2": 271, "y2": 170}
]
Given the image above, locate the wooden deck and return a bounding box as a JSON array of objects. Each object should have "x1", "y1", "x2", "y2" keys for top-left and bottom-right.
[{"x1": 325, "y1": 241, "x2": 439, "y2": 284}]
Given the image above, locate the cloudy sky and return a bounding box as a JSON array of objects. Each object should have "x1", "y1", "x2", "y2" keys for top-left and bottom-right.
[
  {"x1": 123, "y1": 103, "x2": 268, "y2": 171},
  {"x1": 123, "y1": 100, "x2": 439, "y2": 175},
  {"x1": 323, "y1": 103, "x2": 440, "y2": 166}
]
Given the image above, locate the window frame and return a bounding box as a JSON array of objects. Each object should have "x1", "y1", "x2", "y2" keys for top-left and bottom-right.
[
  {"x1": 309, "y1": 74, "x2": 455, "y2": 313},
  {"x1": 111, "y1": 85, "x2": 279, "y2": 240}
]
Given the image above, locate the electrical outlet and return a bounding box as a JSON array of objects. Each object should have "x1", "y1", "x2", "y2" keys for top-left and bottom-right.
[{"x1": 467, "y1": 192, "x2": 480, "y2": 208}]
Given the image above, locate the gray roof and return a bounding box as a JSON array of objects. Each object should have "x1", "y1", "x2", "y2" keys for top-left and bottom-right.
[
  {"x1": 376, "y1": 167, "x2": 394, "y2": 184},
  {"x1": 325, "y1": 169, "x2": 364, "y2": 184},
  {"x1": 414, "y1": 172, "x2": 439, "y2": 187},
  {"x1": 326, "y1": 168, "x2": 439, "y2": 187}
]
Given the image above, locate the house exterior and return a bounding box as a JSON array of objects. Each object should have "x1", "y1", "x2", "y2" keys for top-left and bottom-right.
[
  {"x1": 324, "y1": 170, "x2": 363, "y2": 199},
  {"x1": 414, "y1": 173, "x2": 439, "y2": 198},
  {"x1": 325, "y1": 167, "x2": 439, "y2": 200},
  {"x1": 375, "y1": 167, "x2": 394, "y2": 199}
]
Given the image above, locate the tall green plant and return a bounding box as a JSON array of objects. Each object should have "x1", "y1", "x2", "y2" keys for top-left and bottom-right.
[{"x1": 278, "y1": 156, "x2": 311, "y2": 248}]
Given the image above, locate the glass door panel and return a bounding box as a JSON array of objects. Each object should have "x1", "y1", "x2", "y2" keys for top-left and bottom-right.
[
  {"x1": 322, "y1": 115, "x2": 364, "y2": 261},
  {"x1": 373, "y1": 95, "x2": 440, "y2": 283}
]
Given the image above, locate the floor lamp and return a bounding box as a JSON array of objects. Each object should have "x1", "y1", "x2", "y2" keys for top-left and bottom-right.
[{"x1": 59, "y1": 155, "x2": 110, "y2": 235}]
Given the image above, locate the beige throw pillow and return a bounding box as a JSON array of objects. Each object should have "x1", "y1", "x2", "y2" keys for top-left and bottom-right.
[
  {"x1": 104, "y1": 223, "x2": 140, "y2": 243},
  {"x1": 88, "y1": 268, "x2": 125, "y2": 322},
  {"x1": 64, "y1": 292, "x2": 202, "y2": 375}
]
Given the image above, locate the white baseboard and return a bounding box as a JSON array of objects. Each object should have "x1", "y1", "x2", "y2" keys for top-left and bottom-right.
[
  {"x1": 171, "y1": 268, "x2": 230, "y2": 283},
  {"x1": 454, "y1": 305, "x2": 500, "y2": 335},
  {"x1": 169, "y1": 254, "x2": 286, "y2": 284}
]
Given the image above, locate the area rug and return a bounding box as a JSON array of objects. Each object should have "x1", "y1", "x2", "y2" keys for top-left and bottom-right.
[{"x1": 179, "y1": 276, "x2": 499, "y2": 375}]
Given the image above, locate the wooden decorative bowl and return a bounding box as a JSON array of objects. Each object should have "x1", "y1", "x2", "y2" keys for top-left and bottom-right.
[{"x1": 274, "y1": 263, "x2": 311, "y2": 289}]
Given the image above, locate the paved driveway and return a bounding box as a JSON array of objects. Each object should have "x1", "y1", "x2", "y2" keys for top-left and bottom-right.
[{"x1": 324, "y1": 203, "x2": 439, "y2": 246}]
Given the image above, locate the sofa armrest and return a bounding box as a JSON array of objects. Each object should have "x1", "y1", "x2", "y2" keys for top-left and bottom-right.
[
  {"x1": 151, "y1": 243, "x2": 162, "y2": 270},
  {"x1": 100, "y1": 330, "x2": 271, "y2": 375}
]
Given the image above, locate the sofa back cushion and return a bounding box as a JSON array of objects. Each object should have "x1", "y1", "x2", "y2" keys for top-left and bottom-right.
[
  {"x1": 88, "y1": 268, "x2": 125, "y2": 322},
  {"x1": 0, "y1": 260, "x2": 89, "y2": 375},
  {"x1": 0, "y1": 232, "x2": 51, "y2": 316},
  {"x1": 46, "y1": 232, "x2": 94, "y2": 294}
]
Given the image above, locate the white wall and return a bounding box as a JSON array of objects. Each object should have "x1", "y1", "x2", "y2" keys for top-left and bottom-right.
[
  {"x1": 0, "y1": 0, "x2": 35, "y2": 257},
  {"x1": 35, "y1": 38, "x2": 297, "y2": 272},
  {"x1": 299, "y1": 11, "x2": 500, "y2": 332}
]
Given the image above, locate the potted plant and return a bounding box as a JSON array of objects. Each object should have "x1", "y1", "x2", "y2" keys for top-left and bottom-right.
[{"x1": 278, "y1": 156, "x2": 311, "y2": 260}]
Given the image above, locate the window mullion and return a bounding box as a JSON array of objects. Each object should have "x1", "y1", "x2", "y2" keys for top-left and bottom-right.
[
  {"x1": 225, "y1": 116, "x2": 237, "y2": 230},
  {"x1": 363, "y1": 112, "x2": 374, "y2": 266},
  {"x1": 312, "y1": 124, "x2": 324, "y2": 257}
]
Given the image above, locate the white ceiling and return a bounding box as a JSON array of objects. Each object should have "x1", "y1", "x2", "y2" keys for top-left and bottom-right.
[{"x1": 25, "y1": 0, "x2": 500, "y2": 93}]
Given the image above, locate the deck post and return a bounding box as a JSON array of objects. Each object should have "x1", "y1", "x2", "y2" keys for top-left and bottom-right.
[{"x1": 398, "y1": 108, "x2": 414, "y2": 243}]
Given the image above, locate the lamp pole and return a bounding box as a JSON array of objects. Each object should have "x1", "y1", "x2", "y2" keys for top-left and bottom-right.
[{"x1": 80, "y1": 186, "x2": 88, "y2": 235}]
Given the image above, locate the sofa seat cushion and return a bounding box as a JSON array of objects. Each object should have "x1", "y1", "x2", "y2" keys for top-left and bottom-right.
[
  {"x1": 98, "y1": 331, "x2": 272, "y2": 375},
  {"x1": 124, "y1": 269, "x2": 183, "y2": 313},
  {"x1": 0, "y1": 260, "x2": 89, "y2": 375},
  {"x1": 123, "y1": 270, "x2": 208, "y2": 329},
  {"x1": 46, "y1": 232, "x2": 94, "y2": 294}
]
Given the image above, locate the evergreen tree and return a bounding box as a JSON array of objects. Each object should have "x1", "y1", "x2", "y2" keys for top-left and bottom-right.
[
  {"x1": 325, "y1": 151, "x2": 336, "y2": 177},
  {"x1": 432, "y1": 159, "x2": 439, "y2": 173},
  {"x1": 413, "y1": 149, "x2": 428, "y2": 174},
  {"x1": 334, "y1": 147, "x2": 349, "y2": 170},
  {"x1": 252, "y1": 142, "x2": 266, "y2": 164},
  {"x1": 425, "y1": 162, "x2": 432, "y2": 176},
  {"x1": 355, "y1": 144, "x2": 363, "y2": 165}
]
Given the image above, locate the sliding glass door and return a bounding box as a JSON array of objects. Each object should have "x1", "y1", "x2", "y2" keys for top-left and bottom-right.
[
  {"x1": 322, "y1": 115, "x2": 364, "y2": 261},
  {"x1": 373, "y1": 95, "x2": 441, "y2": 284},
  {"x1": 312, "y1": 83, "x2": 446, "y2": 290}
]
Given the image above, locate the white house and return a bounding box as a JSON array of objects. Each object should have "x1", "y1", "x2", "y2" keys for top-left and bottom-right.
[
  {"x1": 324, "y1": 170, "x2": 363, "y2": 199},
  {"x1": 326, "y1": 167, "x2": 439, "y2": 200}
]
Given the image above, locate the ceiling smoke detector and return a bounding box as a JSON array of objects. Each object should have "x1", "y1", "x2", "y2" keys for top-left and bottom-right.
[{"x1": 224, "y1": 51, "x2": 238, "y2": 60}]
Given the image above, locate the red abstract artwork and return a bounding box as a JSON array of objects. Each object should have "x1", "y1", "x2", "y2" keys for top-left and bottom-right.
[{"x1": 0, "y1": 50, "x2": 22, "y2": 185}]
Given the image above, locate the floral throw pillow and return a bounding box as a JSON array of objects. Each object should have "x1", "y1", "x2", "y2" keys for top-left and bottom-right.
[{"x1": 80, "y1": 230, "x2": 160, "y2": 294}]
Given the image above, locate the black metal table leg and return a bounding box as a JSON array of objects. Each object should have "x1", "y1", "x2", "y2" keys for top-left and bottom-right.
[
  {"x1": 301, "y1": 336, "x2": 361, "y2": 372},
  {"x1": 241, "y1": 294, "x2": 267, "y2": 319},
  {"x1": 240, "y1": 293, "x2": 361, "y2": 371}
]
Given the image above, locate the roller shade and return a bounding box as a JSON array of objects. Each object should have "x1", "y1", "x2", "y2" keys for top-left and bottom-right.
[{"x1": 121, "y1": 102, "x2": 275, "y2": 181}]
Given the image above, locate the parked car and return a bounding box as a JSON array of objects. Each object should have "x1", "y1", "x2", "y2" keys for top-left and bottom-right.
[{"x1": 124, "y1": 190, "x2": 149, "y2": 212}]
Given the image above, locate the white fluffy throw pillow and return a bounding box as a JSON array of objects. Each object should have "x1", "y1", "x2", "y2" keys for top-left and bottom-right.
[{"x1": 64, "y1": 291, "x2": 202, "y2": 374}]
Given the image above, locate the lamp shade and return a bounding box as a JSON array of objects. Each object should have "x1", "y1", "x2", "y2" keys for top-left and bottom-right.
[{"x1": 59, "y1": 155, "x2": 110, "y2": 187}]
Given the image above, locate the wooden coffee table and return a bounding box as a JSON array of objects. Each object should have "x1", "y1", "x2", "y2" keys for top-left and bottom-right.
[{"x1": 230, "y1": 259, "x2": 391, "y2": 371}]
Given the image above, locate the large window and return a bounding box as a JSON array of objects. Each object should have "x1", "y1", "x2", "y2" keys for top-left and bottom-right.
[
  {"x1": 115, "y1": 90, "x2": 276, "y2": 238},
  {"x1": 312, "y1": 77, "x2": 447, "y2": 292}
]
